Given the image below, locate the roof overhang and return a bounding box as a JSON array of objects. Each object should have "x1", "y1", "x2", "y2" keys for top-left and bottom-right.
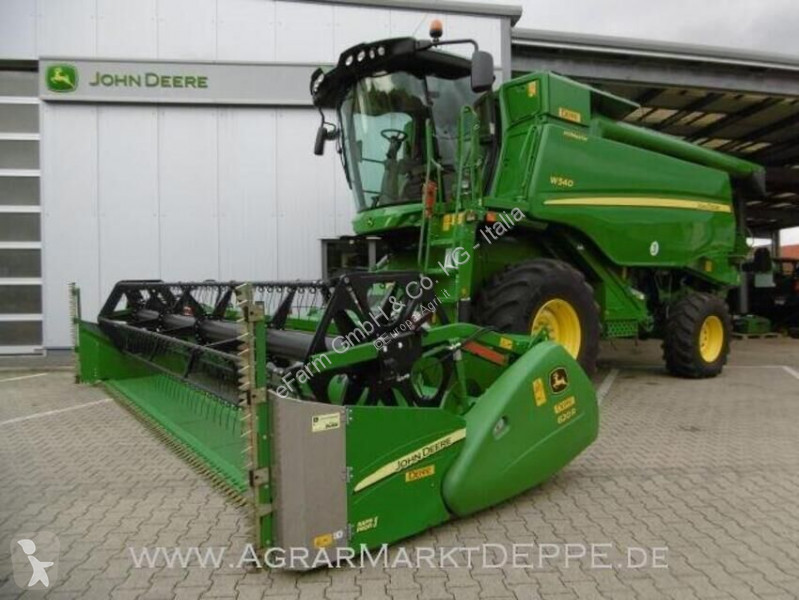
[
  {"x1": 511, "y1": 29, "x2": 799, "y2": 234},
  {"x1": 295, "y1": 0, "x2": 523, "y2": 25},
  {"x1": 512, "y1": 28, "x2": 799, "y2": 73}
]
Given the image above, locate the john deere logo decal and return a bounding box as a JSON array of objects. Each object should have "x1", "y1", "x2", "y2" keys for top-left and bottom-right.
[
  {"x1": 46, "y1": 65, "x2": 78, "y2": 93},
  {"x1": 549, "y1": 367, "x2": 569, "y2": 394}
]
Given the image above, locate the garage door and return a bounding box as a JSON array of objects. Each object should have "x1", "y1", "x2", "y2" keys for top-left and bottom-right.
[{"x1": 0, "y1": 69, "x2": 41, "y2": 354}]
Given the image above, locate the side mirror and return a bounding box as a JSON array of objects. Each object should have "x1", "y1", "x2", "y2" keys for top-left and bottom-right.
[
  {"x1": 314, "y1": 124, "x2": 338, "y2": 156},
  {"x1": 471, "y1": 50, "x2": 495, "y2": 93}
]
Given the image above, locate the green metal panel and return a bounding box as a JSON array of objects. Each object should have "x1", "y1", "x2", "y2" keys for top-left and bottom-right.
[
  {"x1": 77, "y1": 322, "x2": 151, "y2": 383},
  {"x1": 596, "y1": 118, "x2": 761, "y2": 177},
  {"x1": 546, "y1": 73, "x2": 592, "y2": 127},
  {"x1": 77, "y1": 321, "x2": 248, "y2": 494},
  {"x1": 527, "y1": 123, "x2": 737, "y2": 273},
  {"x1": 352, "y1": 203, "x2": 423, "y2": 236},
  {"x1": 345, "y1": 405, "x2": 465, "y2": 549},
  {"x1": 493, "y1": 126, "x2": 538, "y2": 199},
  {"x1": 501, "y1": 76, "x2": 541, "y2": 125},
  {"x1": 108, "y1": 375, "x2": 248, "y2": 492},
  {"x1": 484, "y1": 70, "x2": 757, "y2": 293},
  {"x1": 443, "y1": 341, "x2": 598, "y2": 516},
  {"x1": 551, "y1": 231, "x2": 651, "y2": 329}
]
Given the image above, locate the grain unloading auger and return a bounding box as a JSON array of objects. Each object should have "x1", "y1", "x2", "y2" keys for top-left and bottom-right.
[{"x1": 73, "y1": 272, "x2": 597, "y2": 563}]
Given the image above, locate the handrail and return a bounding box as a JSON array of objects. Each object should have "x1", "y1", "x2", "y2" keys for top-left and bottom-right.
[
  {"x1": 455, "y1": 106, "x2": 483, "y2": 211},
  {"x1": 419, "y1": 118, "x2": 444, "y2": 268}
]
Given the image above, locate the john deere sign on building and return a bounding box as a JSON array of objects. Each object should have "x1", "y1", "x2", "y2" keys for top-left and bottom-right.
[
  {"x1": 86, "y1": 71, "x2": 208, "y2": 89},
  {"x1": 39, "y1": 58, "x2": 316, "y2": 106}
]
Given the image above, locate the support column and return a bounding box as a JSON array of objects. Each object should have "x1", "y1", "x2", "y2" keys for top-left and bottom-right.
[{"x1": 737, "y1": 196, "x2": 749, "y2": 314}]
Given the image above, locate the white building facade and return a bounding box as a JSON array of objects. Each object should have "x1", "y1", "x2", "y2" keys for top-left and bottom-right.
[{"x1": 0, "y1": 0, "x2": 519, "y2": 352}]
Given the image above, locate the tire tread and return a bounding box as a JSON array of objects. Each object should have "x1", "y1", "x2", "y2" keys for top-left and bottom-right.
[
  {"x1": 476, "y1": 259, "x2": 600, "y2": 374},
  {"x1": 662, "y1": 292, "x2": 731, "y2": 378}
]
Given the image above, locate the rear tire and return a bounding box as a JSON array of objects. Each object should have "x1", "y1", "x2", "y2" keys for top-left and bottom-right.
[
  {"x1": 475, "y1": 259, "x2": 600, "y2": 375},
  {"x1": 663, "y1": 292, "x2": 731, "y2": 378}
]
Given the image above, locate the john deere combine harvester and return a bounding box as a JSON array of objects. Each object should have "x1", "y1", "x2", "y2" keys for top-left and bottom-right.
[
  {"x1": 310, "y1": 23, "x2": 766, "y2": 378},
  {"x1": 76, "y1": 25, "x2": 764, "y2": 563}
]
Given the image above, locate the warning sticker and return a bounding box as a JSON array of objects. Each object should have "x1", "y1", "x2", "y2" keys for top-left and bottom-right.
[
  {"x1": 313, "y1": 533, "x2": 333, "y2": 548},
  {"x1": 405, "y1": 464, "x2": 435, "y2": 483},
  {"x1": 554, "y1": 396, "x2": 575, "y2": 415},
  {"x1": 311, "y1": 412, "x2": 341, "y2": 433},
  {"x1": 356, "y1": 516, "x2": 379, "y2": 533},
  {"x1": 533, "y1": 378, "x2": 547, "y2": 407}
]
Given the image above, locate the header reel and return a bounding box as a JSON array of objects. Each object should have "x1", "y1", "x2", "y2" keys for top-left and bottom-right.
[{"x1": 96, "y1": 272, "x2": 455, "y2": 409}]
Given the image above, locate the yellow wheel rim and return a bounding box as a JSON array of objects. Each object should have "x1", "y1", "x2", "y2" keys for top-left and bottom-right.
[
  {"x1": 531, "y1": 298, "x2": 582, "y2": 358},
  {"x1": 699, "y1": 315, "x2": 724, "y2": 363}
]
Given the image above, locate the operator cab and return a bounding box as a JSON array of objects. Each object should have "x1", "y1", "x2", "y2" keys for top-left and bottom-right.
[{"x1": 310, "y1": 24, "x2": 495, "y2": 214}]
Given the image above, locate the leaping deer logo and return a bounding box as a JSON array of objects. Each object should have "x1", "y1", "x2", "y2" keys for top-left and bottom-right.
[
  {"x1": 51, "y1": 68, "x2": 72, "y2": 87},
  {"x1": 46, "y1": 65, "x2": 78, "y2": 92},
  {"x1": 549, "y1": 368, "x2": 569, "y2": 393}
]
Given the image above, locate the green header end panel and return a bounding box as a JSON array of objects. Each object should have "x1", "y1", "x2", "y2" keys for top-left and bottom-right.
[
  {"x1": 527, "y1": 123, "x2": 737, "y2": 279},
  {"x1": 345, "y1": 406, "x2": 465, "y2": 550},
  {"x1": 443, "y1": 341, "x2": 598, "y2": 517}
]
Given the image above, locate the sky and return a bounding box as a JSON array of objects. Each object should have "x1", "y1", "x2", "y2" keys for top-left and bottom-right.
[
  {"x1": 511, "y1": 0, "x2": 799, "y2": 244},
  {"x1": 513, "y1": 0, "x2": 799, "y2": 57}
]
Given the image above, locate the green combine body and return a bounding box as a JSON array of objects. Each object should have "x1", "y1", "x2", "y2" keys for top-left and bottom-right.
[{"x1": 311, "y1": 31, "x2": 765, "y2": 377}]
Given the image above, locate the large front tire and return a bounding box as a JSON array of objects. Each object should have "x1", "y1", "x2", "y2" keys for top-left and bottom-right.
[
  {"x1": 475, "y1": 259, "x2": 600, "y2": 375},
  {"x1": 663, "y1": 293, "x2": 731, "y2": 378}
]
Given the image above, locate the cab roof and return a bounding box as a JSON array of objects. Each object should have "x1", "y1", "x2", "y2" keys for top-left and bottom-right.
[{"x1": 311, "y1": 37, "x2": 472, "y2": 108}]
